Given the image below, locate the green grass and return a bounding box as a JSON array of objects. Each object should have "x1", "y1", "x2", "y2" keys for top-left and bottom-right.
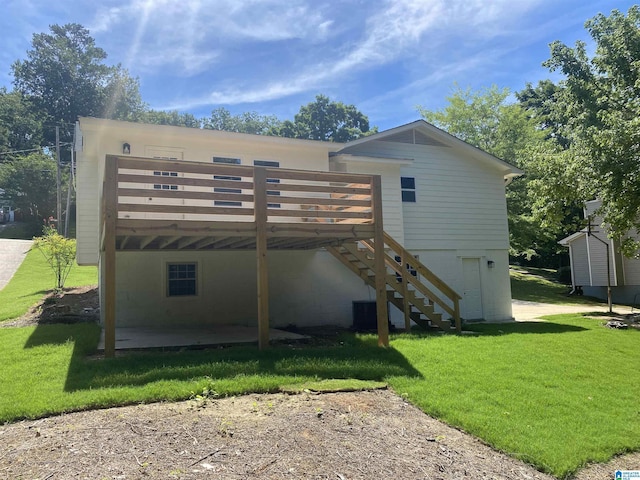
[
  {"x1": 510, "y1": 266, "x2": 602, "y2": 305},
  {"x1": 0, "y1": 248, "x2": 97, "y2": 322},
  {"x1": 0, "y1": 317, "x2": 637, "y2": 478},
  {"x1": 1, "y1": 258, "x2": 637, "y2": 477},
  {"x1": 389, "y1": 318, "x2": 640, "y2": 478}
]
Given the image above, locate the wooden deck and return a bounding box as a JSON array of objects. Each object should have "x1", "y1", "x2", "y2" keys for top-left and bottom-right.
[{"x1": 100, "y1": 155, "x2": 389, "y2": 357}]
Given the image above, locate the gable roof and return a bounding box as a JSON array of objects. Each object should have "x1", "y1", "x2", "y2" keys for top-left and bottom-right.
[{"x1": 340, "y1": 119, "x2": 524, "y2": 180}]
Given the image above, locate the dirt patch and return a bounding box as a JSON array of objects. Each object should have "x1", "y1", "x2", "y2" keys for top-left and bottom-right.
[
  {"x1": 0, "y1": 285, "x2": 99, "y2": 328},
  {"x1": 0, "y1": 389, "x2": 556, "y2": 480}
]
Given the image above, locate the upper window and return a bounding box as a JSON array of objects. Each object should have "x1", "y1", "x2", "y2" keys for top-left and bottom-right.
[
  {"x1": 213, "y1": 157, "x2": 242, "y2": 206},
  {"x1": 401, "y1": 176, "x2": 416, "y2": 202},
  {"x1": 254, "y1": 160, "x2": 280, "y2": 208},
  {"x1": 167, "y1": 263, "x2": 197, "y2": 296},
  {"x1": 153, "y1": 171, "x2": 178, "y2": 190}
]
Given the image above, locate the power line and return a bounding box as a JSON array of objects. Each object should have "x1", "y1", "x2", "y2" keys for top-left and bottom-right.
[{"x1": 0, "y1": 142, "x2": 73, "y2": 157}]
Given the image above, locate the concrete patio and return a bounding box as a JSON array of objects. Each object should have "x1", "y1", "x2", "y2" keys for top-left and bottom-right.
[{"x1": 97, "y1": 325, "x2": 309, "y2": 351}]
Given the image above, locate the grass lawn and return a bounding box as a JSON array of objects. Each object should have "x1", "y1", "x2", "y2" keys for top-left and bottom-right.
[
  {"x1": 1, "y1": 261, "x2": 637, "y2": 478},
  {"x1": 0, "y1": 317, "x2": 637, "y2": 478},
  {"x1": 510, "y1": 266, "x2": 603, "y2": 305},
  {"x1": 0, "y1": 248, "x2": 97, "y2": 322}
]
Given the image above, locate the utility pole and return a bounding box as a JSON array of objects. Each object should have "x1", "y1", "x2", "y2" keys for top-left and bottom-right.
[
  {"x1": 64, "y1": 127, "x2": 75, "y2": 237},
  {"x1": 56, "y1": 126, "x2": 62, "y2": 234}
]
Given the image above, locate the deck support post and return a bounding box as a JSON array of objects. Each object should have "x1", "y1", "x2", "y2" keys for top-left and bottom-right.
[
  {"x1": 254, "y1": 167, "x2": 270, "y2": 350},
  {"x1": 401, "y1": 250, "x2": 411, "y2": 331},
  {"x1": 371, "y1": 175, "x2": 389, "y2": 347},
  {"x1": 103, "y1": 156, "x2": 118, "y2": 358}
]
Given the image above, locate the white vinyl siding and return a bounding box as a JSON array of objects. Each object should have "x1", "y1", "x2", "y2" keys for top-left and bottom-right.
[
  {"x1": 570, "y1": 235, "x2": 590, "y2": 286},
  {"x1": 586, "y1": 234, "x2": 616, "y2": 286},
  {"x1": 340, "y1": 140, "x2": 509, "y2": 251}
]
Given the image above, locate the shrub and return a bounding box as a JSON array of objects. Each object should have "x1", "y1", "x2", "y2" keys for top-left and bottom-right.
[{"x1": 32, "y1": 226, "x2": 76, "y2": 291}]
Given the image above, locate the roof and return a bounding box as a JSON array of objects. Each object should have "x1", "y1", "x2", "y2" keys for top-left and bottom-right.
[
  {"x1": 340, "y1": 119, "x2": 524, "y2": 179},
  {"x1": 558, "y1": 230, "x2": 587, "y2": 246},
  {"x1": 78, "y1": 117, "x2": 343, "y2": 152}
]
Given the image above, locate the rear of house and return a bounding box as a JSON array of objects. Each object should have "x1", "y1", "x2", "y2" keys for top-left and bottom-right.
[{"x1": 75, "y1": 117, "x2": 520, "y2": 348}]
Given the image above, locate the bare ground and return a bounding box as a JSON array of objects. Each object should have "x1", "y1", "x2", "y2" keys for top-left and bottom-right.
[{"x1": 1, "y1": 288, "x2": 638, "y2": 479}]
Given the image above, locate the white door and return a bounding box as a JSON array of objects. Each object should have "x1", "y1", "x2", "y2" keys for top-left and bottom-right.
[{"x1": 462, "y1": 258, "x2": 483, "y2": 320}]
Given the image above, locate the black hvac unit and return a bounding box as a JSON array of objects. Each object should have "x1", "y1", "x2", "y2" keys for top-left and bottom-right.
[{"x1": 352, "y1": 300, "x2": 391, "y2": 331}]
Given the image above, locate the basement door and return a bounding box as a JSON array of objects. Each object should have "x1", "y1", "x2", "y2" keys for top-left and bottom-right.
[{"x1": 461, "y1": 258, "x2": 483, "y2": 320}]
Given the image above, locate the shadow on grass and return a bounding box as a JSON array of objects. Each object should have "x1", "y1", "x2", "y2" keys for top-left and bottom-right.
[
  {"x1": 24, "y1": 324, "x2": 422, "y2": 393},
  {"x1": 464, "y1": 321, "x2": 588, "y2": 336}
]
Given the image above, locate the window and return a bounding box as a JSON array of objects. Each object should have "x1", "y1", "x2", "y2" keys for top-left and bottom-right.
[
  {"x1": 254, "y1": 160, "x2": 280, "y2": 208},
  {"x1": 401, "y1": 177, "x2": 416, "y2": 202},
  {"x1": 394, "y1": 255, "x2": 418, "y2": 282},
  {"x1": 153, "y1": 171, "x2": 178, "y2": 190},
  {"x1": 167, "y1": 263, "x2": 197, "y2": 296},
  {"x1": 213, "y1": 157, "x2": 242, "y2": 206}
]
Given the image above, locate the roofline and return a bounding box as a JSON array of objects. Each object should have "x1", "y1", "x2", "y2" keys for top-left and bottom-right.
[
  {"x1": 558, "y1": 230, "x2": 587, "y2": 246},
  {"x1": 78, "y1": 117, "x2": 343, "y2": 151},
  {"x1": 341, "y1": 119, "x2": 524, "y2": 177}
]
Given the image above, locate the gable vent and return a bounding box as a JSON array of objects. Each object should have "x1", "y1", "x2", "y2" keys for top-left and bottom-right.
[{"x1": 380, "y1": 129, "x2": 447, "y2": 147}]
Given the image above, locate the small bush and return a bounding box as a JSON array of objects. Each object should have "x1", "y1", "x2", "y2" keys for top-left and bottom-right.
[{"x1": 33, "y1": 226, "x2": 76, "y2": 291}]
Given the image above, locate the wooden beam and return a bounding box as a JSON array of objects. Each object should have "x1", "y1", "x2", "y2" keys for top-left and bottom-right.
[
  {"x1": 119, "y1": 236, "x2": 130, "y2": 250},
  {"x1": 371, "y1": 175, "x2": 389, "y2": 347},
  {"x1": 158, "y1": 235, "x2": 180, "y2": 249},
  {"x1": 177, "y1": 236, "x2": 205, "y2": 249},
  {"x1": 194, "y1": 237, "x2": 219, "y2": 249},
  {"x1": 139, "y1": 235, "x2": 157, "y2": 249},
  {"x1": 255, "y1": 167, "x2": 270, "y2": 350},
  {"x1": 401, "y1": 250, "x2": 411, "y2": 331},
  {"x1": 103, "y1": 156, "x2": 118, "y2": 358}
]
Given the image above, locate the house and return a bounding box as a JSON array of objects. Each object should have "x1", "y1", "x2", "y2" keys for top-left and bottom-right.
[
  {"x1": 75, "y1": 117, "x2": 522, "y2": 356},
  {"x1": 559, "y1": 199, "x2": 640, "y2": 304}
]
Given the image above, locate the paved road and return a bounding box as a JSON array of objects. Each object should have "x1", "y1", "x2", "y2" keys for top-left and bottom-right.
[
  {"x1": 0, "y1": 239, "x2": 33, "y2": 291},
  {"x1": 511, "y1": 299, "x2": 632, "y2": 321}
]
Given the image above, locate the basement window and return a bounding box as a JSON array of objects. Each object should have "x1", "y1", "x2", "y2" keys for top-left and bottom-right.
[
  {"x1": 167, "y1": 263, "x2": 197, "y2": 296},
  {"x1": 401, "y1": 177, "x2": 416, "y2": 202},
  {"x1": 153, "y1": 171, "x2": 178, "y2": 190},
  {"x1": 213, "y1": 157, "x2": 242, "y2": 206},
  {"x1": 254, "y1": 160, "x2": 280, "y2": 208}
]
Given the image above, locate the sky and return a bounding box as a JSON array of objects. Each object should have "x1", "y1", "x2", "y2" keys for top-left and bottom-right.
[{"x1": 0, "y1": 0, "x2": 637, "y2": 131}]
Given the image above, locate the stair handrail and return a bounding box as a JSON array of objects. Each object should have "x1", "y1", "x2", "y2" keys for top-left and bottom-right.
[{"x1": 380, "y1": 232, "x2": 462, "y2": 331}]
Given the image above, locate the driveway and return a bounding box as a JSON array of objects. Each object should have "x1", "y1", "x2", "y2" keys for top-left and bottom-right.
[
  {"x1": 0, "y1": 239, "x2": 33, "y2": 291},
  {"x1": 511, "y1": 299, "x2": 632, "y2": 321}
]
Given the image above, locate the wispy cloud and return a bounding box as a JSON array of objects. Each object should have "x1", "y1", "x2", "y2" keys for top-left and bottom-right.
[{"x1": 159, "y1": 0, "x2": 548, "y2": 109}]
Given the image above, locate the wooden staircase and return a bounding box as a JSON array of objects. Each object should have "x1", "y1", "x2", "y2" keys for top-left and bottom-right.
[{"x1": 327, "y1": 232, "x2": 462, "y2": 333}]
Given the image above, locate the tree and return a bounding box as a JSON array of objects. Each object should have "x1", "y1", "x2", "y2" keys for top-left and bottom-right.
[
  {"x1": 12, "y1": 23, "x2": 145, "y2": 144},
  {"x1": 418, "y1": 85, "x2": 569, "y2": 263},
  {"x1": 0, "y1": 153, "x2": 59, "y2": 222},
  {"x1": 543, "y1": 6, "x2": 640, "y2": 255},
  {"x1": 0, "y1": 88, "x2": 43, "y2": 154},
  {"x1": 33, "y1": 226, "x2": 76, "y2": 290},
  {"x1": 274, "y1": 94, "x2": 375, "y2": 142},
  {"x1": 204, "y1": 107, "x2": 282, "y2": 135},
  {"x1": 139, "y1": 110, "x2": 202, "y2": 128}
]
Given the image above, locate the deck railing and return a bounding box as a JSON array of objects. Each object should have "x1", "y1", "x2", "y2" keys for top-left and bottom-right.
[{"x1": 104, "y1": 155, "x2": 376, "y2": 226}]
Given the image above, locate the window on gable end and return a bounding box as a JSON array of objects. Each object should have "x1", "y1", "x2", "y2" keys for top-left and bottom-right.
[
  {"x1": 213, "y1": 157, "x2": 242, "y2": 206},
  {"x1": 401, "y1": 177, "x2": 416, "y2": 202}
]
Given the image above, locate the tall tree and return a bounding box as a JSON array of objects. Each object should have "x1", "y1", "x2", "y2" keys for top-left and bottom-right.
[
  {"x1": 12, "y1": 23, "x2": 145, "y2": 144},
  {"x1": 204, "y1": 107, "x2": 282, "y2": 135},
  {"x1": 418, "y1": 85, "x2": 568, "y2": 263},
  {"x1": 0, "y1": 88, "x2": 43, "y2": 154},
  {"x1": 544, "y1": 6, "x2": 640, "y2": 255},
  {"x1": 274, "y1": 94, "x2": 375, "y2": 142},
  {"x1": 139, "y1": 110, "x2": 202, "y2": 128},
  {"x1": 0, "y1": 153, "x2": 59, "y2": 223}
]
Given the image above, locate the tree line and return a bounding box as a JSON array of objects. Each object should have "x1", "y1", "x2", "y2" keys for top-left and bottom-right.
[{"x1": 2, "y1": 6, "x2": 639, "y2": 265}]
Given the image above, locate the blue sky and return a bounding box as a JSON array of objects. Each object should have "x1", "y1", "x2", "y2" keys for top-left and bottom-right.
[{"x1": 1, "y1": 0, "x2": 636, "y2": 131}]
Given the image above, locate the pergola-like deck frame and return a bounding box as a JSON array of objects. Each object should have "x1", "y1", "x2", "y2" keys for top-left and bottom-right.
[{"x1": 101, "y1": 155, "x2": 389, "y2": 357}]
